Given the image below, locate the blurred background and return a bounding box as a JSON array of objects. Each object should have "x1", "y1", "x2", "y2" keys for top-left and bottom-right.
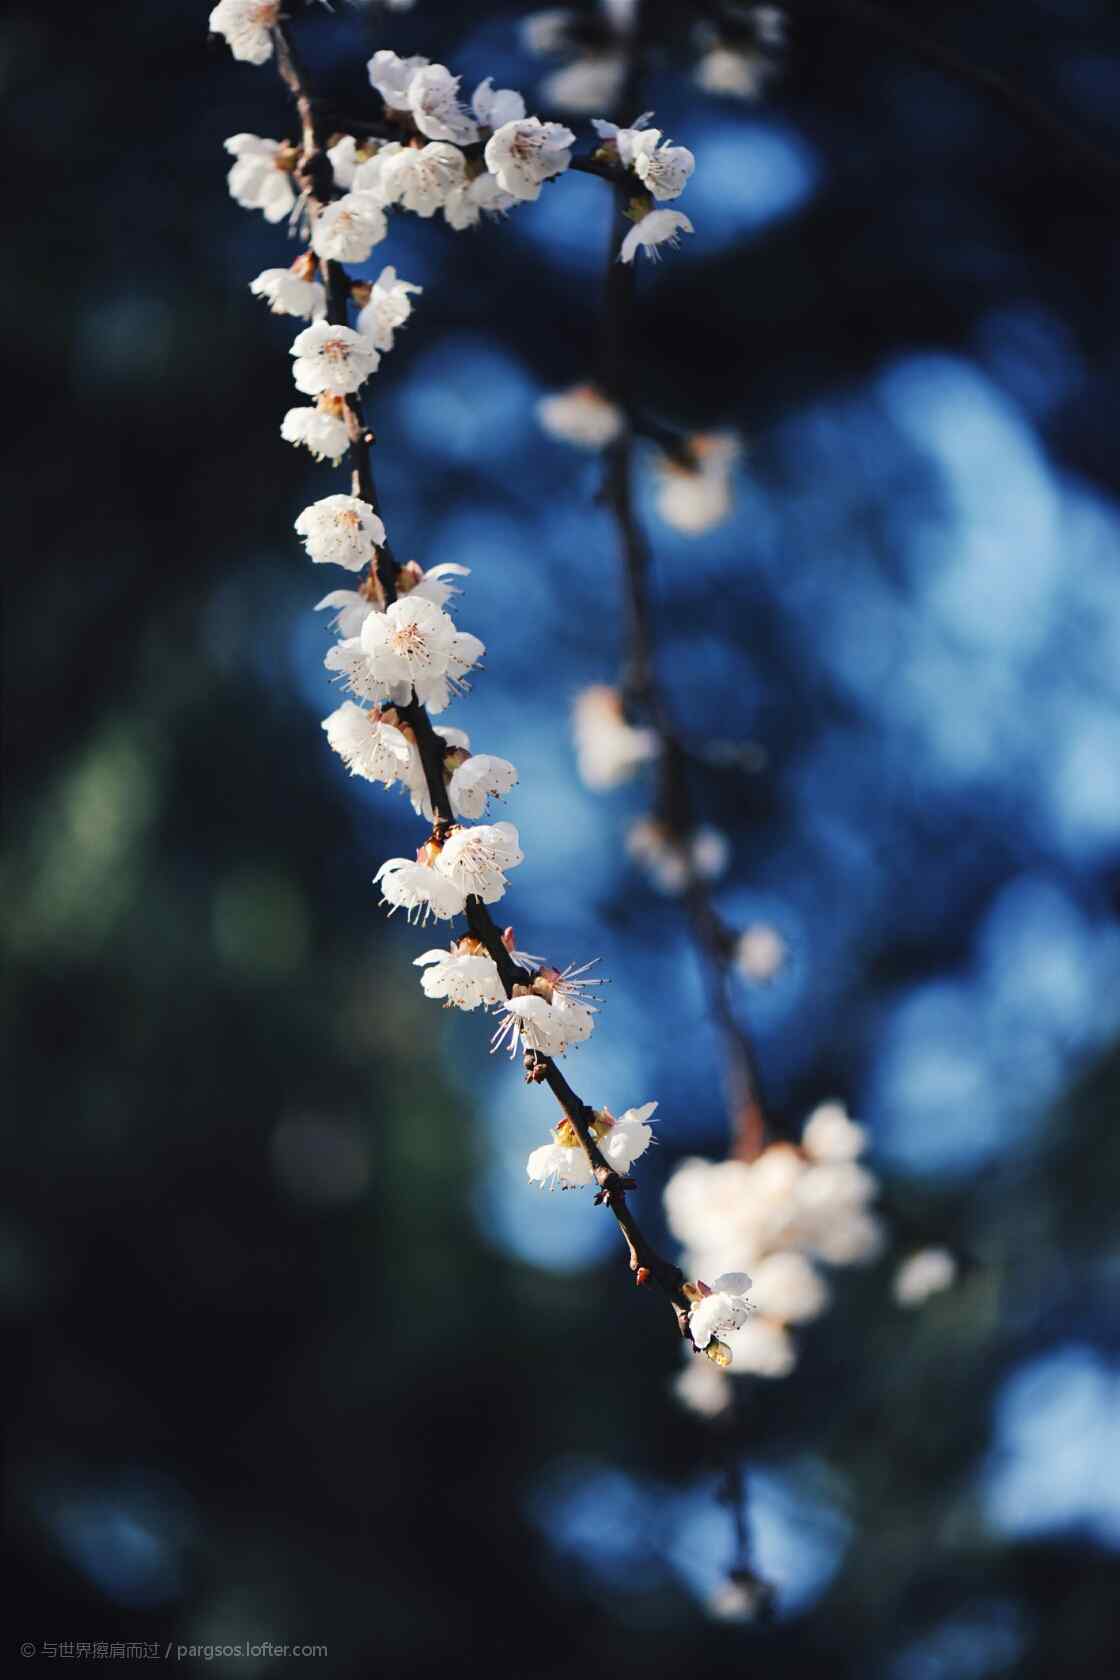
[{"x1": 4, "y1": 0, "x2": 1120, "y2": 1672}]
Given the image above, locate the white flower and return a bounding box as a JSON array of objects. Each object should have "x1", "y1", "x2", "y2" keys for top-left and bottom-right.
[
  {"x1": 723, "y1": 1316, "x2": 797, "y2": 1378},
  {"x1": 619, "y1": 209, "x2": 694, "y2": 263},
  {"x1": 572, "y1": 687, "x2": 658, "y2": 789},
  {"x1": 350, "y1": 144, "x2": 403, "y2": 204},
  {"x1": 751, "y1": 1142, "x2": 808, "y2": 1201},
  {"x1": 224, "y1": 134, "x2": 296, "y2": 223},
  {"x1": 314, "y1": 587, "x2": 374, "y2": 640},
  {"x1": 537, "y1": 386, "x2": 623, "y2": 450},
  {"x1": 690, "y1": 825, "x2": 729, "y2": 880},
  {"x1": 748, "y1": 1251, "x2": 830, "y2": 1324},
  {"x1": 526, "y1": 1101, "x2": 654, "y2": 1188},
  {"x1": 408, "y1": 64, "x2": 478, "y2": 145},
  {"x1": 379, "y1": 143, "x2": 466, "y2": 217},
  {"x1": 484, "y1": 117, "x2": 575, "y2": 202},
  {"x1": 356, "y1": 266, "x2": 422, "y2": 352},
  {"x1": 400, "y1": 561, "x2": 470, "y2": 609},
  {"x1": 603, "y1": 0, "x2": 641, "y2": 33},
  {"x1": 375, "y1": 855, "x2": 466, "y2": 924},
  {"x1": 655, "y1": 433, "x2": 739, "y2": 533},
  {"x1": 599, "y1": 1100, "x2": 658, "y2": 1172},
  {"x1": 327, "y1": 134, "x2": 361, "y2": 190},
  {"x1": 735, "y1": 924, "x2": 787, "y2": 982},
  {"x1": 471, "y1": 77, "x2": 526, "y2": 130},
  {"x1": 811, "y1": 1211, "x2": 885, "y2": 1266},
  {"x1": 542, "y1": 55, "x2": 625, "y2": 114},
  {"x1": 893, "y1": 1247, "x2": 957, "y2": 1308},
  {"x1": 403, "y1": 723, "x2": 470, "y2": 820},
  {"x1": 443, "y1": 173, "x2": 517, "y2": 230},
  {"x1": 312, "y1": 192, "x2": 388, "y2": 263},
  {"x1": 295, "y1": 495, "x2": 385, "y2": 570},
  {"x1": 322, "y1": 702, "x2": 412, "y2": 785},
  {"x1": 448, "y1": 754, "x2": 518, "y2": 819},
  {"x1": 591, "y1": 112, "x2": 655, "y2": 168},
  {"x1": 673, "y1": 1354, "x2": 731, "y2": 1419},
  {"x1": 249, "y1": 267, "x2": 325, "y2": 320},
  {"x1": 802, "y1": 1101, "x2": 867, "y2": 1163},
  {"x1": 416, "y1": 629, "x2": 486, "y2": 713},
  {"x1": 209, "y1": 0, "x2": 278, "y2": 66},
  {"x1": 789, "y1": 1157, "x2": 884, "y2": 1266},
  {"x1": 547, "y1": 989, "x2": 598, "y2": 1048},
  {"x1": 626, "y1": 818, "x2": 688, "y2": 894},
  {"x1": 367, "y1": 49, "x2": 430, "y2": 109},
  {"x1": 663, "y1": 1146, "x2": 808, "y2": 1270},
  {"x1": 492, "y1": 982, "x2": 598, "y2": 1060},
  {"x1": 290, "y1": 322, "x2": 380, "y2": 396},
  {"x1": 521, "y1": 9, "x2": 573, "y2": 55},
  {"x1": 696, "y1": 45, "x2": 772, "y2": 101},
  {"x1": 360, "y1": 595, "x2": 456, "y2": 693},
  {"x1": 414, "y1": 940, "x2": 505, "y2": 1010},
  {"x1": 433, "y1": 821, "x2": 523, "y2": 904},
  {"x1": 526, "y1": 1136, "x2": 595, "y2": 1190},
  {"x1": 753, "y1": 5, "x2": 787, "y2": 47},
  {"x1": 688, "y1": 1272, "x2": 754, "y2": 1350},
  {"x1": 324, "y1": 637, "x2": 389, "y2": 704},
  {"x1": 708, "y1": 1574, "x2": 774, "y2": 1622},
  {"x1": 626, "y1": 819, "x2": 727, "y2": 892},
  {"x1": 664, "y1": 1156, "x2": 753, "y2": 1253},
  {"x1": 281, "y1": 400, "x2": 351, "y2": 466},
  {"x1": 795, "y1": 1160, "x2": 877, "y2": 1218},
  {"x1": 630, "y1": 130, "x2": 695, "y2": 202}
]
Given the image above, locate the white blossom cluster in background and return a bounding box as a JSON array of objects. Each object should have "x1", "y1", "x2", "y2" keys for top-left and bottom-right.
[
  {"x1": 694, "y1": 7, "x2": 787, "y2": 101},
  {"x1": 667, "y1": 1102, "x2": 883, "y2": 1400},
  {"x1": 537, "y1": 383, "x2": 742, "y2": 536},
  {"x1": 568, "y1": 686, "x2": 736, "y2": 894},
  {"x1": 520, "y1": 1, "x2": 786, "y2": 108},
  {"x1": 626, "y1": 816, "x2": 729, "y2": 895},
  {"x1": 571, "y1": 685, "x2": 658, "y2": 788},
  {"x1": 521, "y1": 2, "x2": 634, "y2": 115},
  {"x1": 893, "y1": 1245, "x2": 958, "y2": 1308}
]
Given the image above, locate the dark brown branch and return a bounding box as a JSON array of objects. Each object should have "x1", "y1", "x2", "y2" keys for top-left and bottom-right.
[
  {"x1": 272, "y1": 24, "x2": 319, "y2": 164},
  {"x1": 263, "y1": 14, "x2": 694, "y2": 1344},
  {"x1": 600, "y1": 185, "x2": 770, "y2": 1161}
]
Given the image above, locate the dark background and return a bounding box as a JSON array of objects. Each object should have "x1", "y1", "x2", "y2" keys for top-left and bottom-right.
[{"x1": 4, "y1": 0, "x2": 1120, "y2": 1673}]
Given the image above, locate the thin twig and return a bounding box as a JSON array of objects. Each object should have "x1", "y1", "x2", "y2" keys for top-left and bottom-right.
[{"x1": 599, "y1": 182, "x2": 770, "y2": 1161}]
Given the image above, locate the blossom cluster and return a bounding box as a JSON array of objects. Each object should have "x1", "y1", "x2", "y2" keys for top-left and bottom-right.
[
  {"x1": 521, "y1": 4, "x2": 631, "y2": 115},
  {"x1": 217, "y1": 34, "x2": 669, "y2": 1205},
  {"x1": 212, "y1": 4, "x2": 754, "y2": 1338},
  {"x1": 693, "y1": 6, "x2": 787, "y2": 102},
  {"x1": 220, "y1": 36, "x2": 703, "y2": 260},
  {"x1": 592, "y1": 113, "x2": 695, "y2": 262},
  {"x1": 223, "y1": 45, "x2": 579, "y2": 248},
  {"x1": 666, "y1": 1102, "x2": 881, "y2": 1400},
  {"x1": 536, "y1": 385, "x2": 741, "y2": 535}
]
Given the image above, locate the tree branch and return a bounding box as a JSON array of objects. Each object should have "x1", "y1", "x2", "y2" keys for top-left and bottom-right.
[
  {"x1": 599, "y1": 184, "x2": 771, "y2": 1162},
  {"x1": 265, "y1": 15, "x2": 695, "y2": 1344}
]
